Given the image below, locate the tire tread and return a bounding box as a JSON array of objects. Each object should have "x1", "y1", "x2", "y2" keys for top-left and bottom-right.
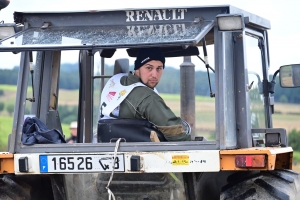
[{"x1": 220, "y1": 170, "x2": 300, "y2": 200}]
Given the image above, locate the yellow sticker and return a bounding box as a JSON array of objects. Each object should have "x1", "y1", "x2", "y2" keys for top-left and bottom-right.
[
  {"x1": 172, "y1": 155, "x2": 189, "y2": 166},
  {"x1": 119, "y1": 90, "x2": 126, "y2": 96},
  {"x1": 117, "y1": 90, "x2": 127, "y2": 100}
]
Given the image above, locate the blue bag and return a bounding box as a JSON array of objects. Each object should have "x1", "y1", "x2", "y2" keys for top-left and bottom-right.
[{"x1": 22, "y1": 117, "x2": 66, "y2": 145}]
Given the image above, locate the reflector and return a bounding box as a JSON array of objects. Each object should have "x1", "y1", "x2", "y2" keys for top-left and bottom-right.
[{"x1": 235, "y1": 155, "x2": 265, "y2": 168}]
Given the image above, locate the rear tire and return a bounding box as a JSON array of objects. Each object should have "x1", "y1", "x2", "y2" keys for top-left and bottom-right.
[
  {"x1": 220, "y1": 169, "x2": 300, "y2": 200},
  {"x1": 0, "y1": 174, "x2": 54, "y2": 200}
]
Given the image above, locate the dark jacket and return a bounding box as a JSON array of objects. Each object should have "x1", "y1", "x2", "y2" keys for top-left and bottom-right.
[
  {"x1": 22, "y1": 117, "x2": 66, "y2": 145},
  {"x1": 116, "y1": 72, "x2": 191, "y2": 141}
]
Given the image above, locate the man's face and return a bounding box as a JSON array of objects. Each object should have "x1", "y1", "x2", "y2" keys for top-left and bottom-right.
[{"x1": 135, "y1": 60, "x2": 164, "y2": 88}]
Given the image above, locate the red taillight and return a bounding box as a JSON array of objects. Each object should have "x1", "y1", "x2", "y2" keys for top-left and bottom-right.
[{"x1": 235, "y1": 155, "x2": 265, "y2": 168}]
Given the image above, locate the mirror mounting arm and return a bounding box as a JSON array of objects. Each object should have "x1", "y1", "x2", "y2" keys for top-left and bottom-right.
[
  {"x1": 26, "y1": 51, "x2": 35, "y2": 102},
  {"x1": 201, "y1": 37, "x2": 215, "y2": 98},
  {"x1": 268, "y1": 69, "x2": 279, "y2": 94}
]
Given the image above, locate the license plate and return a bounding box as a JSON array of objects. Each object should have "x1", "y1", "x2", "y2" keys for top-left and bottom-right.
[{"x1": 39, "y1": 154, "x2": 125, "y2": 173}]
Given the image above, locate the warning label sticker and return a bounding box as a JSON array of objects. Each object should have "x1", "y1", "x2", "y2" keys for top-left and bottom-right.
[{"x1": 172, "y1": 155, "x2": 189, "y2": 166}]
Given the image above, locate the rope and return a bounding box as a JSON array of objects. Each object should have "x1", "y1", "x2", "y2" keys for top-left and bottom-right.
[{"x1": 106, "y1": 138, "x2": 122, "y2": 200}]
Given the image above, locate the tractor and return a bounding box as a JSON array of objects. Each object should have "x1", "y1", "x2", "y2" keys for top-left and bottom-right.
[{"x1": 1, "y1": 2, "x2": 300, "y2": 200}]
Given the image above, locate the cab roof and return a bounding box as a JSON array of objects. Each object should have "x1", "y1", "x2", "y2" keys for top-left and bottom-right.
[{"x1": 0, "y1": 5, "x2": 270, "y2": 54}]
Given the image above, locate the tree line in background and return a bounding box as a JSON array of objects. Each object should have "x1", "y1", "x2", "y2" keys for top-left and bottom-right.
[
  {"x1": 0, "y1": 102, "x2": 14, "y2": 115},
  {"x1": 1, "y1": 64, "x2": 300, "y2": 103}
]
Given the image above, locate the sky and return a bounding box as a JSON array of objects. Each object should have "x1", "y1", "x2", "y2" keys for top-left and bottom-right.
[{"x1": 1, "y1": 0, "x2": 300, "y2": 74}]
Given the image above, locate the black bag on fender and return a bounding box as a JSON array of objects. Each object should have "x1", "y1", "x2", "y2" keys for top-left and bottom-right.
[
  {"x1": 97, "y1": 119, "x2": 167, "y2": 142},
  {"x1": 22, "y1": 117, "x2": 66, "y2": 145}
]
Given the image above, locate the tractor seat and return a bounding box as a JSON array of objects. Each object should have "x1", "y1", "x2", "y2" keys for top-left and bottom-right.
[{"x1": 97, "y1": 118, "x2": 167, "y2": 142}]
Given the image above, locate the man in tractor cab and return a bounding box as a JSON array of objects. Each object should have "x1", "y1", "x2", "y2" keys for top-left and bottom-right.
[{"x1": 100, "y1": 47, "x2": 191, "y2": 141}]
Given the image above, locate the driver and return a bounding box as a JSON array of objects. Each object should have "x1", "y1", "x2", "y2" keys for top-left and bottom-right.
[{"x1": 100, "y1": 47, "x2": 191, "y2": 141}]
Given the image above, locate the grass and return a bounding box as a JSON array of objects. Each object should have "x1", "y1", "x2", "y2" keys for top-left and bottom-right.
[
  {"x1": 0, "y1": 116, "x2": 13, "y2": 150},
  {"x1": 0, "y1": 84, "x2": 18, "y2": 92},
  {"x1": 293, "y1": 151, "x2": 300, "y2": 163},
  {"x1": 161, "y1": 93, "x2": 215, "y2": 102},
  {"x1": 57, "y1": 89, "x2": 79, "y2": 106},
  {"x1": 62, "y1": 123, "x2": 72, "y2": 139},
  {"x1": 293, "y1": 151, "x2": 300, "y2": 172},
  {"x1": 274, "y1": 102, "x2": 300, "y2": 114}
]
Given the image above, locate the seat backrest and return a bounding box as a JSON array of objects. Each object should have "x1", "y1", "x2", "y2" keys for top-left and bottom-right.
[
  {"x1": 113, "y1": 58, "x2": 129, "y2": 74},
  {"x1": 97, "y1": 119, "x2": 167, "y2": 142}
]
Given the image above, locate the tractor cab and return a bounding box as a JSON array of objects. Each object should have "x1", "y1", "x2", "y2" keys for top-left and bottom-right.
[{"x1": 0, "y1": 6, "x2": 270, "y2": 148}]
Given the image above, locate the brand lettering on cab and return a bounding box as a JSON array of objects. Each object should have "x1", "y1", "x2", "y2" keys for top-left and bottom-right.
[
  {"x1": 125, "y1": 9, "x2": 187, "y2": 22},
  {"x1": 127, "y1": 24, "x2": 186, "y2": 37}
]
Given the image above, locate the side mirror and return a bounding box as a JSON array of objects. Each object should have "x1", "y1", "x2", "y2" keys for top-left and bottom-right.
[{"x1": 279, "y1": 64, "x2": 300, "y2": 88}]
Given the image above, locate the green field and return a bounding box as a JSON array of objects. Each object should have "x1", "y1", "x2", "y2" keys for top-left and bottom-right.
[
  {"x1": 0, "y1": 84, "x2": 18, "y2": 92},
  {"x1": 0, "y1": 116, "x2": 13, "y2": 149}
]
